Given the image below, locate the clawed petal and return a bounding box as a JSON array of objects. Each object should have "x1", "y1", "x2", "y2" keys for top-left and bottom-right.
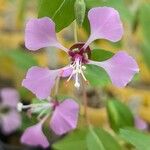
[
  {"x1": 22, "y1": 66, "x2": 60, "y2": 99},
  {"x1": 50, "y1": 99, "x2": 79, "y2": 135},
  {"x1": 1, "y1": 110, "x2": 21, "y2": 134},
  {"x1": 0, "y1": 88, "x2": 19, "y2": 108},
  {"x1": 83, "y1": 7, "x2": 123, "y2": 49},
  {"x1": 21, "y1": 123, "x2": 49, "y2": 148},
  {"x1": 89, "y1": 51, "x2": 139, "y2": 87},
  {"x1": 25, "y1": 17, "x2": 68, "y2": 52}
]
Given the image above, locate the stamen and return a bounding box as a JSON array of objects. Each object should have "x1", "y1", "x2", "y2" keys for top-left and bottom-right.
[
  {"x1": 82, "y1": 66, "x2": 86, "y2": 70},
  {"x1": 67, "y1": 57, "x2": 87, "y2": 88},
  {"x1": 80, "y1": 70, "x2": 87, "y2": 81}
]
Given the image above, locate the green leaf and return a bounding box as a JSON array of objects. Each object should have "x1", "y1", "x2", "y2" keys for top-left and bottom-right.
[
  {"x1": 85, "y1": 49, "x2": 114, "y2": 86},
  {"x1": 84, "y1": 49, "x2": 113, "y2": 87},
  {"x1": 106, "y1": 100, "x2": 134, "y2": 132},
  {"x1": 82, "y1": 11, "x2": 90, "y2": 35},
  {"x1": 8, "y1": 50, "x2": 38, "y2": 70},
  {"x1": 38, "y1": 0, "x2": 75, "y2": 32},
  {"x1": 139, "y1": 4, "x2": 150, "y2": 69},
  {"x1": 20, "y1": 113, "x2": 37, "y2": 131},
  {"x1": 87, "y1": 126, "x2": 121, "y2": 150},
  {"x1": 52, "y1": 129, "x2": 87, "y2": 150},
  {"x1": 141, "y1": 42, "x2": 150, "y2": 69},
  {"x1": 120, "y1": 128, "x2": 150, "y2": 150},
  {"x1": 84, "y1": 64, "x2": 110, "y2": 87},
  {"x1": 91, "y1": 49, "x2": 114, "y2": 61},
  {"x1": 139, "y1": 3, "x2": 150, "y2": 43}
]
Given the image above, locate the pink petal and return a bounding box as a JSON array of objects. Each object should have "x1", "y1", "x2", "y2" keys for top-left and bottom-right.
[
  {"x1": 21, "y1": 123, "x2": 49, "y2": 148},
  {"x1": 22, "y1": 66, "x2": 60, "y2": 99},
  {"x1": 83, "y1": 7, "x2": 123, "y2": 49},
  {"x1": 0, "y1": 88, "x2": 19, "y2": 108},
  {"x1": 25, "y1": 17, "x2": 68, "y2": 52},
  {"x1": 61, "y1": 66, "x2": 73, "y2": 77},
  {"x1": 1, "y1": 110, "x2": 21, "y2": 135},
  {"x1": 50, "y1": 99, "x2": 79, "y2": 135},
  {"x1": 89, "y1": 51, "x2": 139, "y2": 87}
]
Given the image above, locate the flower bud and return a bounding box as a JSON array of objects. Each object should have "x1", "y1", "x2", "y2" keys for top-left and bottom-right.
[{"x1": 74, "y1": 0, "x2": 86, "y2": 26}]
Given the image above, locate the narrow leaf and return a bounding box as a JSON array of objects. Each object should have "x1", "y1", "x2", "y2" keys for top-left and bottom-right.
[
  {"x1": 52, "y1": 129, "x2": 87, "y2": 150},
  {"x1": 87, "y1": 127, "x2": 121, "y2": 150},
  {"x1": 8, "y1": 50, "x2": 37, "y2": 70},
  {"x1": 120, "y1": 128, "x2": 150, "y2": 150}
]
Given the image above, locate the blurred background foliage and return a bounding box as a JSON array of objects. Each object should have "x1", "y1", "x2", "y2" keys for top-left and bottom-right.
[{"x1": 0, "y1": 0, "x2": 150, "y2": 150}]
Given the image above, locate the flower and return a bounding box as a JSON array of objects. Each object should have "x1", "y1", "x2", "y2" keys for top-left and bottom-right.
[
  {"x1": 20, "y1": 98, "x2": 79, "y2": 148},
  {"x1": 22, "y1": 7, "x2": 139, "y2": 100},
  {"x1": 0, "y1": 88, "x2": 21, "y2": 135}
]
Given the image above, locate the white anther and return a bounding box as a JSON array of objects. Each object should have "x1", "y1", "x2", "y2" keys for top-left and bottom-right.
[
  {"x1": 74, "y1": 82, "x2": 80, "y2": 88},
  {"x1": 17, "y1": 102, "x2": 23, "y2": 112},
  {"x1": 82, "y1": 66, "x2": 86, "y2": 70}
]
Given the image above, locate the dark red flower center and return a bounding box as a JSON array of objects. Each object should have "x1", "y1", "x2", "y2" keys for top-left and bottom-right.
[{"x1": 68, "y1": 42, "x2": 91, "y2": 64}]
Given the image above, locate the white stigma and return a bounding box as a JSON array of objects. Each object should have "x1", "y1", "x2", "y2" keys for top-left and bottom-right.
[{"x1": 67, "y1": 57, "x2": 87, "y2": 88}]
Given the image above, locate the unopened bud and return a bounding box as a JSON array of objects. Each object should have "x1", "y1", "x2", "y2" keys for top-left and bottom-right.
[{"x1": 74, "y1": 0, "x2": 86, "y2": 26}]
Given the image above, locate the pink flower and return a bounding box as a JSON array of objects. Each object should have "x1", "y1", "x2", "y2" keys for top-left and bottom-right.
[
  {"x1": 20, "y1": 99, "x2": 79, "y2": 148},
  {"x1": 22, "y1": 7, "x2": 139, "y2": 100},
  {"x1": 0, "y1": 88, "x2": 21, "y2": 135}
]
